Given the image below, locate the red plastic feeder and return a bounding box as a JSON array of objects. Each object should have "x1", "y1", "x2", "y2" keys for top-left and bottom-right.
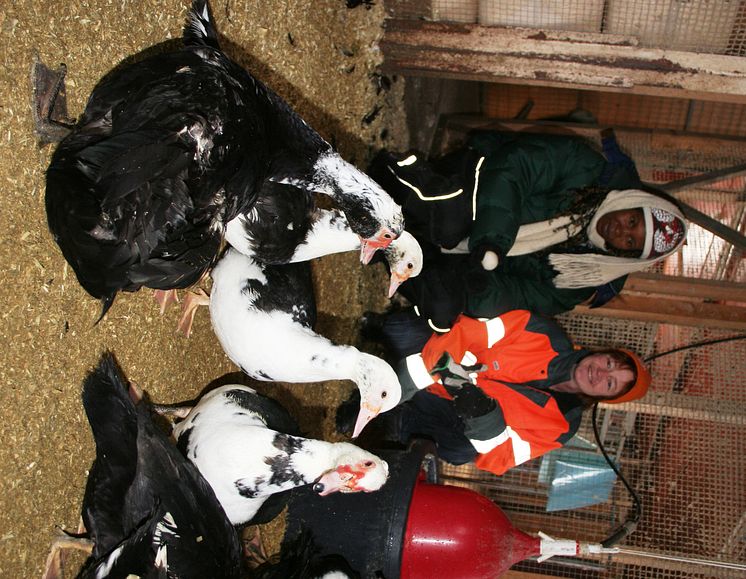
[
  {"x1": 284, "y1": 439, "x2": 615, "y2": 578},
  {"x1": 401, "y1": 477, "x2": 540, "y2": 578}
]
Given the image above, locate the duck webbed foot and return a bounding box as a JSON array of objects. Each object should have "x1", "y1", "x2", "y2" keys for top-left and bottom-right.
[
  {"x1": 153, "y1": 288, "x2": 180, "y2": 315},
  {"x1": 241, "y1": 525, "x2": 269, "y2": 569},
  {"x1": 41, "y1": 528, "x2": 93, "y2": 579},
  {"x1": 31, "y1": 55, "x2": 76, "y2": 144},
  {"x1": 177, "y1": 288, "x2": 211, "y2": 338}
]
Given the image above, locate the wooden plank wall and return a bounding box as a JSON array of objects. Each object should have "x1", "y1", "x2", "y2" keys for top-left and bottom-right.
[{"x1": 482, "y1": 83, "x2": 746, "y2": 137}]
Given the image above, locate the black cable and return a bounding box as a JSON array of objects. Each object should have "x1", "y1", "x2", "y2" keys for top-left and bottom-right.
[
  {"x1": 592, "y1": 402, "x2": 642, "y2": 548},
  {"x1": 593, "y1": 333, "x2": 746, "y2": 547},
  {"x1": 643, "y1": 334, "x2": 746, "y2": 363}
]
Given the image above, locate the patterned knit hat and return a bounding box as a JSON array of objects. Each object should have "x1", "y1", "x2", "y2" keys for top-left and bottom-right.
[{"x1": 642, "y1": 207, "x2": 686, "y2": 259}]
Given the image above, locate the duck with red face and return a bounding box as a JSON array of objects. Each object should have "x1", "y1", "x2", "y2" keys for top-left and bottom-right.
[{"x1": 171, "y1": 384, "x2": 389, "y2": 528}]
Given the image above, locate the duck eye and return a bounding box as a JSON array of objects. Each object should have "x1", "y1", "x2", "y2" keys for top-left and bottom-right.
[
  {"x1": 363, "y1": 461, "x2": 374, "y2": 468},
  {"x1": 383, "y1": 233, "x2": 393, "y2": 240},
  {"x1": 381, "y1": 390, "x2": 387, "y2": 398},
  {"x1": 407, "y1": 262, "x2": 414, "y2": 270}
]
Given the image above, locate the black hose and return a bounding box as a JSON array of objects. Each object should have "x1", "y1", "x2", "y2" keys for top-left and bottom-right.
[
  {"x1": 644, "y1": 334, "x2": 746, "y2": 362},
  {"x1": 594, "y1": 333, "x2": 746, "y2": 547},
  {"x1": 592, "y1": 402, "x2": 642, "y2": 548}
]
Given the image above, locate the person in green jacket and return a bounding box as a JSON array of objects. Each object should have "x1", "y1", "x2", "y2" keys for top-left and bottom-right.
[{"x1": 368, "y1": 130, "x2": 688, "y2": 330}]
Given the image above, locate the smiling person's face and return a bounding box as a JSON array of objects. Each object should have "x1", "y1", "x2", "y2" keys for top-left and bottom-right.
[
  {"x1": 572, "y1": 353, "x2": 634, "y2": 399},
  {"x1": 596, "y1": 208, "x2": 645, "y2": 253}
]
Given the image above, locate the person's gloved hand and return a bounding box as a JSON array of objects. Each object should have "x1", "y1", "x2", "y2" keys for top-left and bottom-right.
[
  {"x1": 469, "y1": 244, "x2": 502, "y2": 271},
  {"x1": 429, "y1": 352, "x2": 486, "y2": 393},
  {"x1": 451, "y1": 382, "x2": 497, "y2": 418},
  {"x1": 430, "y1": 353, "x2": 493, "y2": 418},
  {"x1": 430, "y1": 352, "x2": 470, "y2": 388}
]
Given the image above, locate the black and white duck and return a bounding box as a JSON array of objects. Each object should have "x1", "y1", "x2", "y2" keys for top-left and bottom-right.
[
  {"x1": 176, "y1": 179, "x2": 421, "y2": 336},
  {"x1": 223, "y1": 179, "x2": 422, "y2": 297},
  {"x1": 194, "y1": 246, "x2": 409, "y2": 437},
  {"x1": 43, "y1": 0, "x2": 403, "y2": 320},
  {"x1": 171, "y1": 384, "x2": 389, "y2": 528},
  {"x1": 74, "y1": 353, "x2": 243, "y2": 578}
]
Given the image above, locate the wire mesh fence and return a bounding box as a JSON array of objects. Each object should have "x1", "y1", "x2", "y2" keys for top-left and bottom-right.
[
  {"x1": 437, "y1": 318, "x2": 746, "y2": 578},
  {"x1": 386, "y1": 0, "x2": 746, "y2": 55}
]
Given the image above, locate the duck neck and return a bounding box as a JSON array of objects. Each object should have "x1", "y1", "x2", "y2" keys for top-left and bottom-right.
[
  {"x1": 289, "y1": 437, "x2": 342, "y2": 481},
  {"x1": 289, "y1": 209, "x2": 359, "y2": 262}
]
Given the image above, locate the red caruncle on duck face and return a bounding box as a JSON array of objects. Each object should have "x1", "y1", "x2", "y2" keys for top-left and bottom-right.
[{"x1": 312, "y1": 457, "x2": 389, "y2": 496}]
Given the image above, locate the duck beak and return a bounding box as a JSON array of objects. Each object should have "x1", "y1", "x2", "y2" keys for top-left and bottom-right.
[
  {"x1": 351, "y1": 401, "x2": 381, "y2": 438},
  {"x1": 359, "y1": 239, "x2": 378, "y2": 265},
  {"x1": 388, "y1": 271, "x2": 406, "y2": 298}
]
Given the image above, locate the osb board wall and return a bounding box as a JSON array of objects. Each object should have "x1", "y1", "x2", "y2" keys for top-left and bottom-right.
[
  {"x1": 0, "y1": 1, "x2": 407, "y2": 576},
  {"x1": 482, "y1": 82, "x2": 746, "y2": 136}
]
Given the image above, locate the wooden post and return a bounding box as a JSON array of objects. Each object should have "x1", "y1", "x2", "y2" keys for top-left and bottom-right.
[
  {"x1": 576, "y1": 272, "x2": 746, "y2": 331},
  {"x1": 381, "y1": 20, "x2": 746, "y2": 103},
  {"x1": 575, "y1": 295, "x2": 746, "y2": 330},
  {"x1": 600, "y1": 392, "x2": 746, "y2": 425}
]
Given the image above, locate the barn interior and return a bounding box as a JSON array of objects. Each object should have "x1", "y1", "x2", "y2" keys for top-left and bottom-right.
[{"x1": 1, "y1": 0, "x2": 745, "y2": 577}]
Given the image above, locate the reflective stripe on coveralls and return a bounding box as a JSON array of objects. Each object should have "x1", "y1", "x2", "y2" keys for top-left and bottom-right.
[{"x1": 469, "y1": 426, "x2": 532, "y2": 466}]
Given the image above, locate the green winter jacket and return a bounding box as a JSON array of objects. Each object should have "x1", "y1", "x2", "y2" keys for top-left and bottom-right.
[{"x1": 460, "y1": 131, "x2": 640, "y2": 316}]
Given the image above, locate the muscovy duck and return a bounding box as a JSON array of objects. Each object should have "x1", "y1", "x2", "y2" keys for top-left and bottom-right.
[
  {"x1": 75, "y1": 353, "x2": 243, "y2": 578},
  {"x1": 224, "y1": 179, "x2": 422, "y2": 297},
  {"x1": 183, "y1": 247, "x2": 404, "y2": 437},
  {"x1": 172, "y1": 384, "x2": 389, "y2": 527},
  {"x1": 174, "y1": 179, "x2": 421, "y2": 335},
  {"x1": 43, "y1": 0, "x2": 402, "y2": 319}
]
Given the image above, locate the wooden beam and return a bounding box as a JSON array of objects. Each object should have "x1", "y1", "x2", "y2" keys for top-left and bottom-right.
[
  {"x1": 600, "y1": 392, "x2": 746, "y2": 425},
  {"x1": 658, "y1": 164, "x2": 746, "y2": 192},
  {"x1": 624, "y1": 273, "x2": 746, "y2": 302},
  {"x1": 431, "y1": 116, "x2": 746, "y2": 153},
  {"x1": 381, "y1": 20, "x2": 746, "y2": 104},
  {"x1": 574, "y1": 294, "x2": 746, "y2": 330},
  {"x1": 612, "y1": 548, "x2": 746, "y2": 578}
]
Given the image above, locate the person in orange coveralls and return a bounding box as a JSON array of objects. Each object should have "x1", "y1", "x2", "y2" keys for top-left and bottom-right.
[{"x1": 388, "y1": 309, "x2": 651, "y2": 475}]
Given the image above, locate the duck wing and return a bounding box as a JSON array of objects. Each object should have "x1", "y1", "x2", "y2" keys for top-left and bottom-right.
[
  {"x1": 80, "y1": 353, "x2": 242, "y2": 578},
  {"x1": 46, "y1": 42, "x2": 266, "y2": 315},
  {"x1": 213, "y1": 386, "x2": 302, "y2": 526},
  {"x1": 225, "y1": 180, "x2": 317, "y2": 264}
]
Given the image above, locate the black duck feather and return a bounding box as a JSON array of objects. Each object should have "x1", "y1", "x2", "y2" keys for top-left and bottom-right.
[{"x1": 78, "y1": 352, "x2": 243, "y2": 578}]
